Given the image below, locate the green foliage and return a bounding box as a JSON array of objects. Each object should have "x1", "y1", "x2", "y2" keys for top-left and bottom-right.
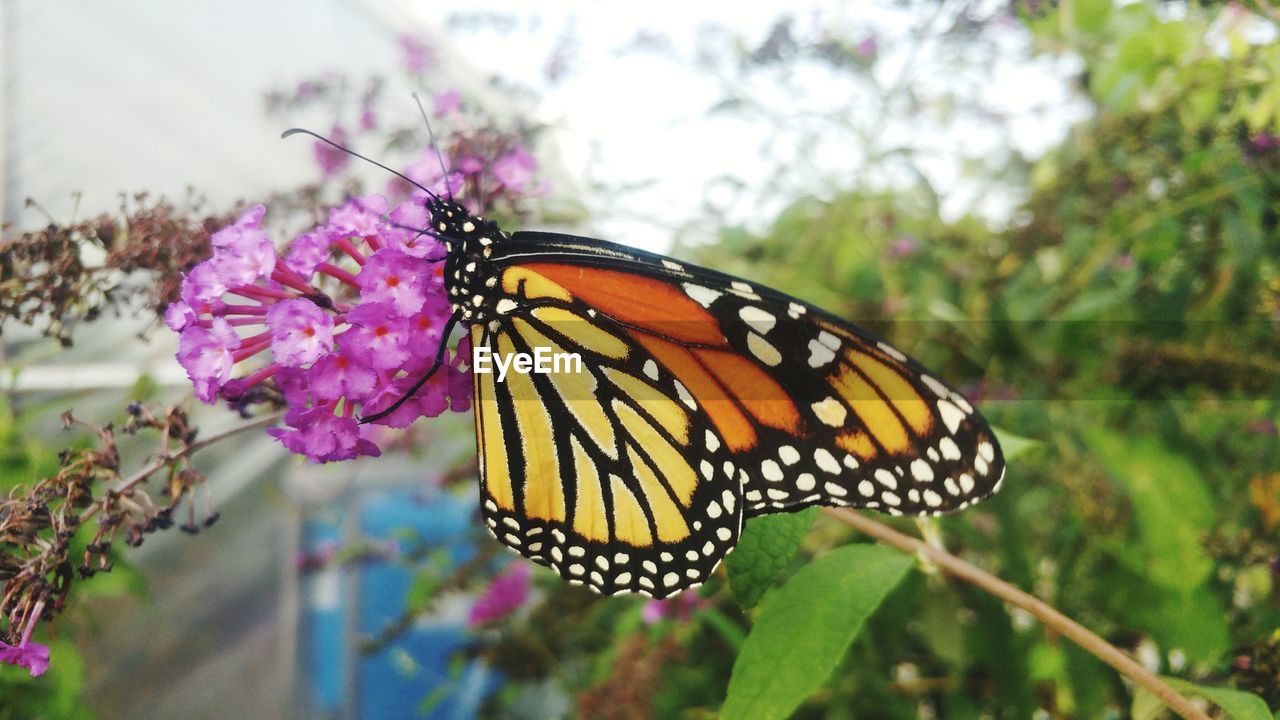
[
  {"x1": 667, "y1": 2, "x2": 1280, "y2": 715},
  {"x1": 725, "y1": 508, "x2": 818, "y2": 609},
  {"x1": 722, "y1": 544, "x2": 913, "y2": 720},
  {"x1": 1133, "y1": 677, "x2": 1275, "y2": 720}
]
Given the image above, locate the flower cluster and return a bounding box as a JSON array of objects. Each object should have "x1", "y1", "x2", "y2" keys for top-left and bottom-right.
[
  {"x1": 166, "y1": 195, "x2": 471, "y2": 462},
  {"x1": 468, "y1": 562, "x2": 533, "y2": 626}
]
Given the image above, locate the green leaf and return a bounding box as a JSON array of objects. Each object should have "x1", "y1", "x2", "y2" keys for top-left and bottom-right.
[
  {"x1": 1083, "y1": 430, "x2": 1214, "y2": 588},
  {"x1": 1133, "y1": 678, "x2": 1273, "y2": 720},
  {"x1": 1163, "y1": 678, "x2": 1273, "y2": 720},
  {"x1": 726, "y1": 508, "x2": 817, "y2": 609},
  {"x1": 1071, "y1": 0, "x2": 1112, "y2": 34},
  {"x1": 722, "y1": 544, "x2": 913, "y2": 720},
  {"x1": 991, "y1": 427, "x2": 1040, "y2": 463}
]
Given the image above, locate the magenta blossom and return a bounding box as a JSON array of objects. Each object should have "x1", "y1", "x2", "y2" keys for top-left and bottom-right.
[
  {"x1": 2, "y1": 598, "x2": 50, "y2": 677},
  {"x1": 0, "y1": 640, "x2": 50, "y2": 677},
  {"x1": 167, "y1": 197, "x2": 468, "y2": 463},
  {"x1": 400, "y1": 34, "x2": 433, "y2": 74},
  {"x1": 315, "y1": 126, "x2": 352, "y2": 177},
  {"x1": 169, "y1": 136, "x2": 543, "y2": 463},
  {"x1": 434, "y1": 89, "x2": 461, "y2": 117},
  {"x1": 469, "y1": 563, "x2": 533, "y2": 626},
  {"x1": 641, "y1": 590, "x2": 709, "y2": 624},
  {"x1": 492, "y1": 146, "x2": 538, "y2": 193}
]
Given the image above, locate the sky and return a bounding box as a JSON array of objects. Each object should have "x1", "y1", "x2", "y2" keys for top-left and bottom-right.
[
  {"x1": 406, "y1": 0, "x2": 1090, "y2": 251},
  {"x1": 4, "y1": 0, "x2": 1089, "y2": 254}
]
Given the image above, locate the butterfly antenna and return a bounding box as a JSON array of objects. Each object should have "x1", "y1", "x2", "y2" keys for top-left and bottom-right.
[
  {"x1": 411, "y1": 92, "x2": 454, "y2": 201},
  {"x1": 281, "y1": 128, "x2": 439, "y2": 201}
]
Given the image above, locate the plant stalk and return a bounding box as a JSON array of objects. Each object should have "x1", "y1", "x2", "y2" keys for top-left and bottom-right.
[{"x1": 823, "y1": 508, "x2": 1211, "y2": 720}]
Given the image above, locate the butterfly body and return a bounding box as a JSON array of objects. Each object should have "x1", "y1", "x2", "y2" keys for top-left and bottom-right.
[{"x1": 428, "y1": 198, "x2": 1005, "y2": 598}]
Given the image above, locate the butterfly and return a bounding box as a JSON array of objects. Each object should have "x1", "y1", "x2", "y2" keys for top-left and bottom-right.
[
  {"x1": 404, "y1": 200, "x2": 1005, "y2": 598},
  {"x1": 291, "y1": 128, "x2": 1006, "y2": 599}
]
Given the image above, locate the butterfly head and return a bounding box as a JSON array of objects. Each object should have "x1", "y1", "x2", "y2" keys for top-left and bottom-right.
[{"x1": 428, "y1": 198, "x2": 508, "y2": 325}]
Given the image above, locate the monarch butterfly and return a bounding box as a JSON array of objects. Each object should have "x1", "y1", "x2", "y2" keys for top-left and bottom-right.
[{"x1": 294, "y1": 130, "x2": 1006, "y2": 599}]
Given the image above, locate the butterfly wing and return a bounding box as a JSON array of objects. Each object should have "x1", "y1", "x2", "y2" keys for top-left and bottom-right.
[
  {"x1": 492, "y1": 232, "x2": 1005, "y2": 519},
  {"x1": 471, "y1": 304, "x2": 744, "y2": 598}
]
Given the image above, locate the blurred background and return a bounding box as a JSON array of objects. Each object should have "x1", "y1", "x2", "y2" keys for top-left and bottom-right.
[{"x1": 3, "y1": 0, "x2": 1280, "y2": 718}]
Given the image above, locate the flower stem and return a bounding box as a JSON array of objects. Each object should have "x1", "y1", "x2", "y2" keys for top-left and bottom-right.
[
  {"x1": 78, "y1": 411, "x2": 284, "y2": 525},
  {"x1": 822, "y1": 508, "x2": 1211, "y2": 720}
]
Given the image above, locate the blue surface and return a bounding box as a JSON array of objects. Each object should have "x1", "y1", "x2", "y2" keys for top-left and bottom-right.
[{"x1": 299, "y1": 489, "x2": 502, "y2": 719}]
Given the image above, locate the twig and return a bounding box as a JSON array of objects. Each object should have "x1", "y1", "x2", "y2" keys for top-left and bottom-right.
[
  {"x1": 77, "y1": 410, "x2": 284, "y2": 524},
  {"x1": 823, "y1": 508, "x2": 1211, "y2": 720}
]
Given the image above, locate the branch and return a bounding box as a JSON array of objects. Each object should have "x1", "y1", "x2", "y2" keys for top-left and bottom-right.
[
  {"x1": 77, "y1": 410, "x2": 284, "y2": 525},
  {"x1": 823, "y1": 508, "x2": 1211, "y2": 720}
]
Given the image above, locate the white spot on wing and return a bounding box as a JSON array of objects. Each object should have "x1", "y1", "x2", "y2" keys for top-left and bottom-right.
[
  {"x1": 817, "y1": 331, "x2": 841, "y2": 350},
  {"x1": 778, "y1": 445, "x2": 801, "y2": 465},
  {"x1": 921, "y1": 375, "x2": 950, "y2": 398},
  {"x1": 811, "y1": 397, "x2": 848, "y2": 427},
  {"x1": 747, "y1": 332, "x2": 782, "y2": 366},
  {"x1": 705, "y1": 430, "x2": 720, "y2": 452},
  {"x1": 674, "y1": 381, "x2": 696, "y2": 410},
  {"x1": 761, "y1": 460, "x2": 784, "y2": 482},
  {"x1": 683, "y1": 284, "x2": 722, "y2": 307},
  {"x1": 808, "y1": 339, "x2": 836, "y2": 367},
  {"x1": 643, "y1": 360, "x2": 659, "y2": 380},
  {"x1": 738, "y1": 306, "x2": 777, "y2": 334},
  {"x1": 814, "y1": 448, "x2": 841, "y2": 474},
  {"x1": 877, "y1": 341, "x2": 907, "y2": 362},
  {"x1": 937, "y1": 400, "x2": 965, "y2": 434},
  {"x1": 910, "y1": 459, "x2": 934, "y2": 483}
]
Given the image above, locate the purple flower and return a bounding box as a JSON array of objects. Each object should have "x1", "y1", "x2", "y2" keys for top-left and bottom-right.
[
  {"x1": 888, "y1": 234, "x2": 919, "y2": 259},
  {"x1": 308, "y1": 352, "x2": 378, "y2": 403},
  {"x1": 315, "y1": 126, "x2": 352, "y2": 177},
  {"x1": 284, "y1": 231, "x2": 331, "y2": 278},
  {"x1": 207, "y1": 205, "x2": 276, "y2": 286},
  {"x1": 210, "y1": 205, "x2": 267, "y2": 248},
  {"x1": 492, "y1": 146, "x2": 537, "y2": 192},
  {"x1": 385, "y1": 203, "x2": 442, "y2": 258},
  {"x1": 164, "y1": 301, "x2": 196, "y2": 332},
  {"x1": 267, "y1": 299, "x2": 335, "y2": 367},
  {"x1": 177, "y1": 319, "x2": 241, "y2": 404},
  {"x1": 359, "y1": 108, "x2": 377, "y2": 131},
  {"x1": 181, "y1": 261, "x2": 229, "y2": 305},
  {"x1": 400, "y1": 34, "x2": 433, "y2": 74},
  {"x1": 268, "y1": 407, "x2": 381, "y2": 462},
  {"x1": 641, "y1": 591, "x2": 708, "y2": 624},
  {"x1": 344, "y1": 303, "x2": 412, "y2": 371},
  {"x1": 434, "y1": 90, "x2": 461, "y2": 117},
  {"x1": 328, "y1": 195, "x2": 388, "y2": 239},
  {"x1": 855, "y1": 35, "x2": 877, "y2": 59},
  {"x1": 358, "y1": 249, "x2": 429, "y2": 315},
  {"x1": 0, "y1": 640, "x2": 50, "y2": 677},
  {"x1": 469, "y1": 563, "x2": 533, "y2": 626},
  {"x1": 167, "y1": 127, "x2": 545, "y2": 463}
]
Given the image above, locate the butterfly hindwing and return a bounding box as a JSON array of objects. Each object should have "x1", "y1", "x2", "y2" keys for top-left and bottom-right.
[{"x1": 471, "y1": 304, "x2": 744, "y2": 598}]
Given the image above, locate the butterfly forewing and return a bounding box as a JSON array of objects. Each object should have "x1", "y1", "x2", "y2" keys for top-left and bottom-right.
[{"x1": 490, "y1": 232, "x2": 1005, "y2": 517}]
